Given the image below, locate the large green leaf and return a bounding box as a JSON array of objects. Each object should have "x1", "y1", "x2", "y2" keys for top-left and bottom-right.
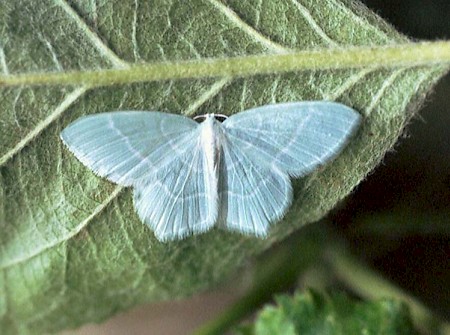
[{"x1": 0, "y1": 0, "x2": 448, "y2": 334}]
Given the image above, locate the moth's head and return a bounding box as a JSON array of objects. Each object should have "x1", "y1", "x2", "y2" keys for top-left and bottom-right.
[{"x1": 194, "y1": 113, "x2": 228, "y2": 123}]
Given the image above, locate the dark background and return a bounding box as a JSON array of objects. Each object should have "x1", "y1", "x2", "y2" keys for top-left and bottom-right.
[{"x1": 335, "y1": 0, "x2": 450, "y2": 319}]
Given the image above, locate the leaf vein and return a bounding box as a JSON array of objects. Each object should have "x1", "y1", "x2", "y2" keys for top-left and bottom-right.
[
  {"x1": 131, "y1": 0, "x2": 141, "y2": 61},
  {"x1": 179, "y1": 35, "x2": 203, "y2": 59},
  {"x1": 328, "y1": 0, "x2": 392, "y2": 43},
  {"x1": 0, "y1": 86, "x2": 89, "y2": 167},
  {"x1": 55, "y1": 0, "x2": 129, "y2": 68},
  {"x1": 254, "y1": 0, "x2": 263, "y2": 28},
  {"x1": 184, "y1": 77, "x2": 232, "y2": 115},
  {"x1": 206, "y1": 0, "x2": 289, "y2": 53},
  {"x1": 0, "y1": 44, "x2": 9, "y2": 75},
  {"x1": 38, "y1": 35, "x2": 63, "y2": 71},
  {"x1": 291, "y1": 0, "x2": 338, "y2": 47},
  {"x1": 324, "y1": 68, "x2": 373, "y2": 100},
  {"x1": 0, "y1": 185, "x2": 125, "y2": 270},
  {"x1": 367, "y1": 69, "x2": 405, "y2": 114},
  {"x1": 115, "y1": 206, "x2": 148, "y2": 292}
]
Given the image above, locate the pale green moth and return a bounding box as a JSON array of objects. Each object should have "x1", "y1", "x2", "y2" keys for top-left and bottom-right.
[{"x1": 60, "y1": 102, "x2": 361, "y2": 241}]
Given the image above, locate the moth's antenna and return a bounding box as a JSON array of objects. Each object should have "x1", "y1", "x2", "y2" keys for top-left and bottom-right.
[
  {"x1": 214, "y1": 114, "x2": 228, "y2": 121},
  {"x1": 193, "y1": 114, "x2": 206, "y2": 121}
]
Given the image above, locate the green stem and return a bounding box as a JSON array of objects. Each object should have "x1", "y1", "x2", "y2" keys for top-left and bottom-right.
[{"x1": 1, "y1": 41, "x2": 450, "y2": 88}]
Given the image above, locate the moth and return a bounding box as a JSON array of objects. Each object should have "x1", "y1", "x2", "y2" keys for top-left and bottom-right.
[{"x1": 61, "y1": 102, "x2": 361, "y2": 241}]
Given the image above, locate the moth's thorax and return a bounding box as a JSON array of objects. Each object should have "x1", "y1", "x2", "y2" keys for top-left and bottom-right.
[
  {"x1": 198, "y1": 115, "x2": 221, "y2": 216},
  {"x1": 199, "y1": 115, "x2": 222, "y2": 166}
]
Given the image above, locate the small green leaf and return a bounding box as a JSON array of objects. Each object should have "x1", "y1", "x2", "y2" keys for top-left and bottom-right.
[
  {"x1": 238, "y1": 290, "x2": 419, "y2": 335},
  {"x1": 0, "y1": 0, "x2": 449, "y2": 334}
]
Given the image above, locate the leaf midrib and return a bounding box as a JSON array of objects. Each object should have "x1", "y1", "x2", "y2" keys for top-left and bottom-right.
[{"x1": 1, "y1": 42, "x2": 450, "y2": 89}]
